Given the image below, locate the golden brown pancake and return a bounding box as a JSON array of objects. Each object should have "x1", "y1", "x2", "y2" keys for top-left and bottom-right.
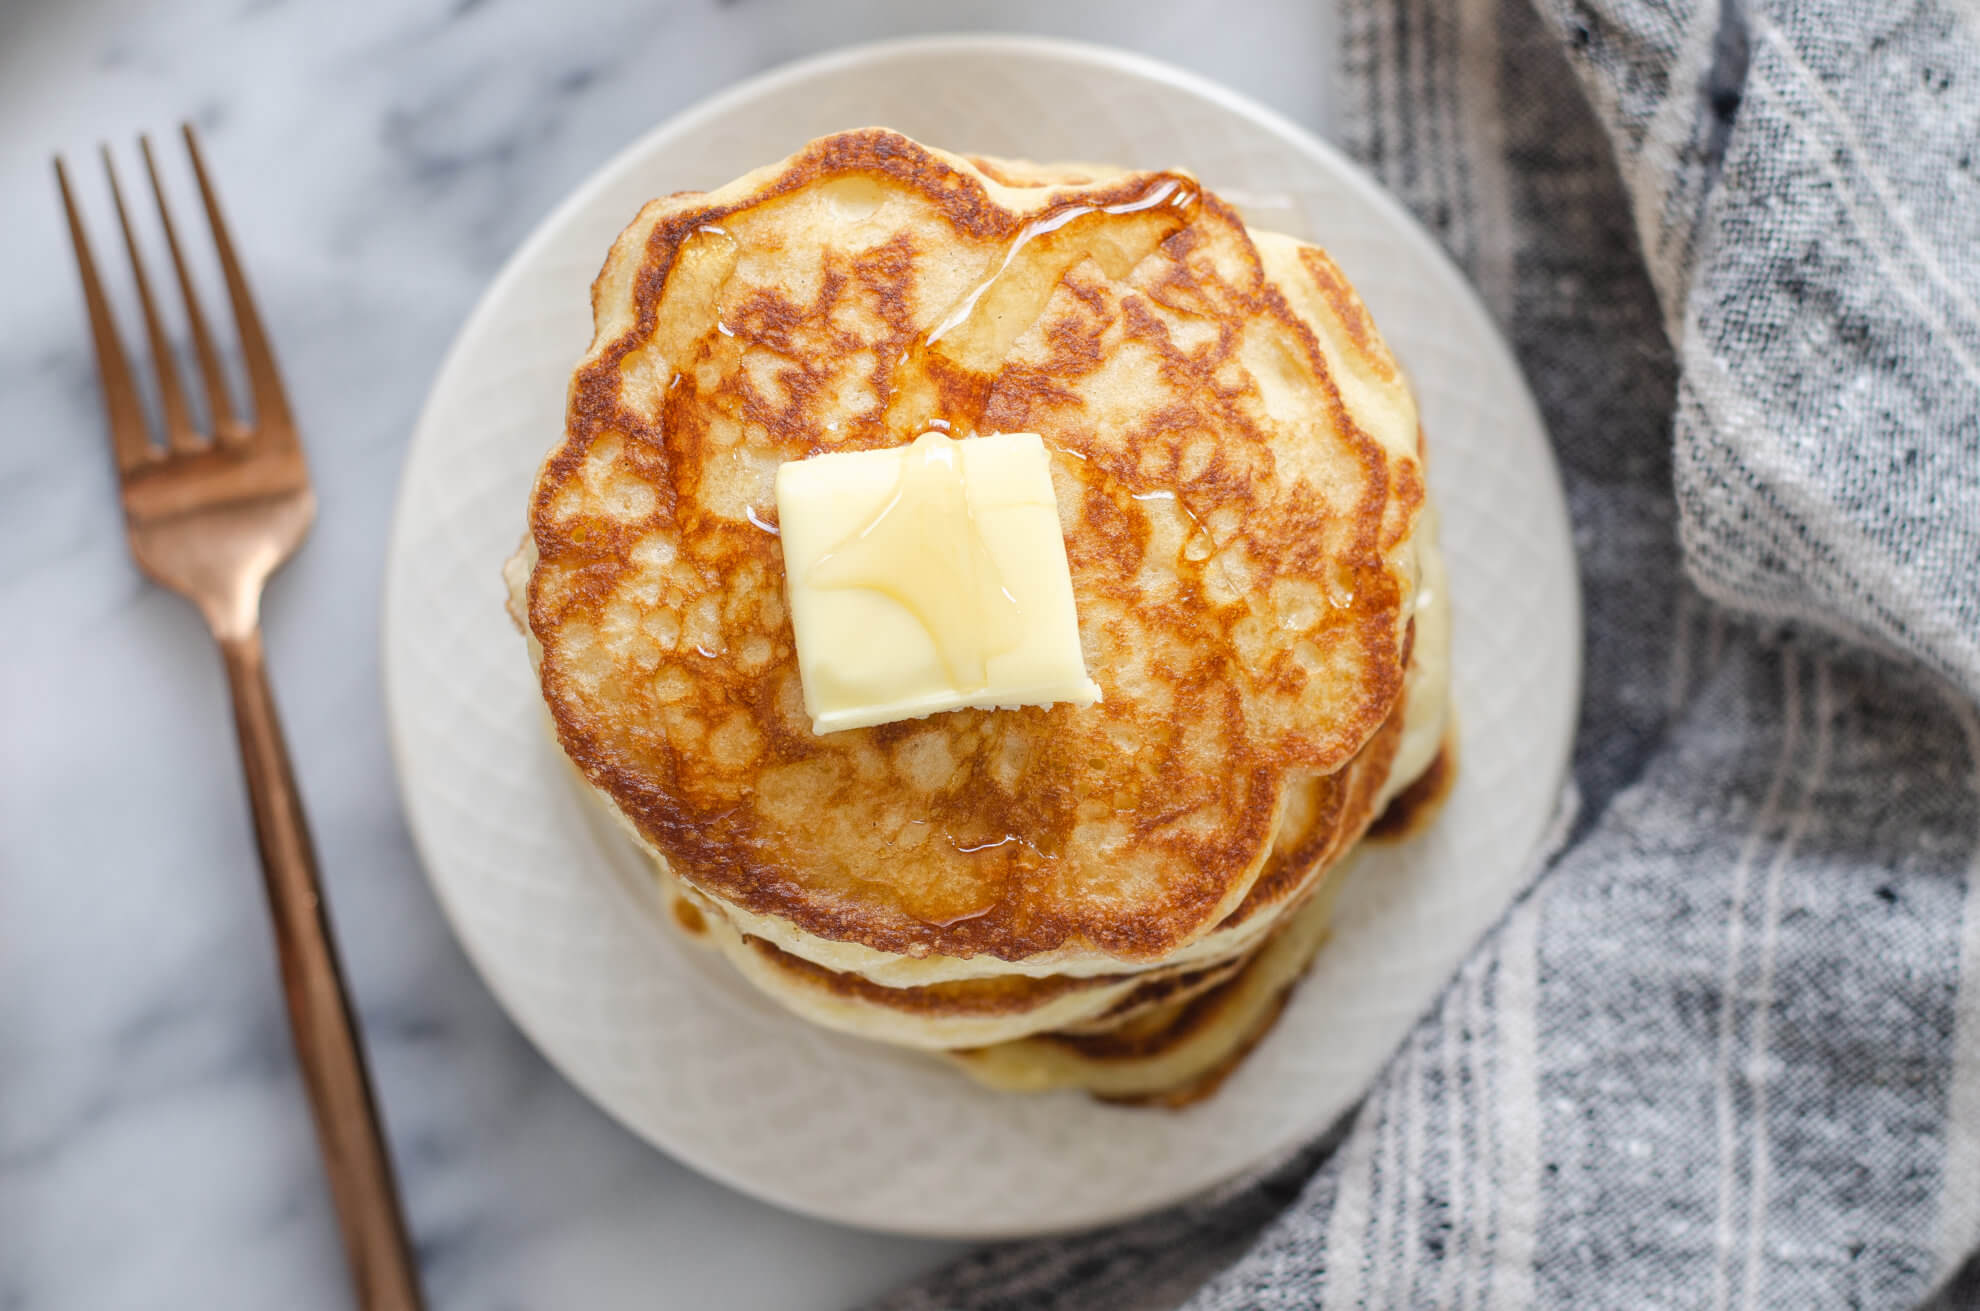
[
  {"x1": 946, "y1": 847, "x2": 1354, "y2": 1103},
  {"x1": 647, "y1": 850, "x2": 1254, "y2": 1050},
  {"x1": 623, "y1": 689, "x2": 1410, "y2": 1049},
  {"x1": 524, "y1": 129, "x2": 1426, "y2": 978}
]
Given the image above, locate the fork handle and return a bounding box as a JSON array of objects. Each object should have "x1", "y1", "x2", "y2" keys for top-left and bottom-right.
[{"x1": 219, "y1": 629, "x2": 426, "y2": 1311}]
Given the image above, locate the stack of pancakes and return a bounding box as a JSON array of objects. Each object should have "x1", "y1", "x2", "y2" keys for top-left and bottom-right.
[{"x1": 508, "y1": 129, "x2": 1452, "y2": 1106}]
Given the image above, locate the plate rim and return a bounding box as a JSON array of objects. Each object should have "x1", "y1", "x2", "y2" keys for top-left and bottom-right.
[{"x1": 381, "y1": 30, "x2": 1583, "y2": 1239}]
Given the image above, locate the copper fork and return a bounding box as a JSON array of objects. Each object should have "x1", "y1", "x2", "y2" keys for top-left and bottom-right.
[{"x1": 56, "y1": 126, "x2": 424, "y2": 1311}]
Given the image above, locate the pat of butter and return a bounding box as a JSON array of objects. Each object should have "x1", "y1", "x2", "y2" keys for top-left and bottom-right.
[{"x1": 775, "y1": 430, "x2": 1100, "y2": 735}]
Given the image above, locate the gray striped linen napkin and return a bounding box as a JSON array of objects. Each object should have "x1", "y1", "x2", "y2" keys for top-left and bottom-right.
[{"x1": 870, "y1": 0, "x2": 1980, "y2": 1307}]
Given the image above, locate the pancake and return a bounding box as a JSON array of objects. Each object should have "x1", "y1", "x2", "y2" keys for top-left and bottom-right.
[
  {"x1": 644, "y1": 848, "x2": 1245, "y2": 1049},
  {"x1": 954, "y1": 524, "x2": 1452, "y2": 1094},
  {"x1": 1380, "y1": 453, "x2": 1451, "y2": 813},
  {"x1": 504, "y1": 460, "x2": 1447, "y2": 989},
  {"x1": 521, "y1": 525, "x2": 1447, "y2": 1055},
  {"x1": 634, "y1": 679, "x2": 1413, "y2": 1049},
  {"x1": 945, "y1": 847, "x2": 1353, "y2": 1103},
  {"x1": 522, "y1": 128, "x2": 1428, "y2": 982}
]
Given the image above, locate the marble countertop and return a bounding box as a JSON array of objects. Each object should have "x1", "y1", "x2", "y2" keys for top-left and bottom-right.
[{"x1": 0, "y1": 2, "x2": 1333, "y2": 1306}]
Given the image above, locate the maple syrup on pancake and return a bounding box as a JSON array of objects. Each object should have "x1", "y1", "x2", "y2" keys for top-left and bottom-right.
[{"x1": 882, "y1": 175, "x2": 1200, "y2": 436}]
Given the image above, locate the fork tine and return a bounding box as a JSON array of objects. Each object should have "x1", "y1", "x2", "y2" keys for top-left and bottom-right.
[
  {"x1": 142, "y1": 135, "x2": 241, "y2": 445},
  {"x1": 104, "y1": 146, "x2": 202, "y2": 454},
  {"x1": 55, "y1": 155, "x2": 155, "y2": 475},
  {"x1": 181, "y1": 123, "x2": 294, "y2": 444}
]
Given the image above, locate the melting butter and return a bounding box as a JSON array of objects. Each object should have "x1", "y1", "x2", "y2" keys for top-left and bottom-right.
[
  {"x1": 810, "y1": 431, "x2": 1021, "y2": 694},
  {"x1": 774, "y1": 431, "x2": 1098, "y2": 735}
]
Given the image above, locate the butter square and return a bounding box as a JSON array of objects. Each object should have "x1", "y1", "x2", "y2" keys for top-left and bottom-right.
[{"x1": 775, "y1": 431, "x2": 1100, "y2": 735}]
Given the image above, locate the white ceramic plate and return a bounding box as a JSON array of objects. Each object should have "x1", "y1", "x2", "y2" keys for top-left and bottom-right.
[{"x1": 383, "y1": 34, "x2": 1580, "y2": 1239}]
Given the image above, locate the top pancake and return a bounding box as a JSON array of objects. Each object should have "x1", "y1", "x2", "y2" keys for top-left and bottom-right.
[{"x1": 526, "y1": 129, "x2": 1424, "y2": 970}]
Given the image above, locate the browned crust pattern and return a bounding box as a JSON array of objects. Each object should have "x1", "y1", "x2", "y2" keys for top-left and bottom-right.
[
  {"x1": 1094, "y1": 988, "x2": 1296, "y2": 1109},
  {"x1": 527, "y1": 130, "x2": 1420, "y2": 965},
  {"x1": 721, "y1": 682, "x2": 1405, "y2": 1024}
]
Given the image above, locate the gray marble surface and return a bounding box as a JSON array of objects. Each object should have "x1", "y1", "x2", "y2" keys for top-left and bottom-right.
[{"x1": 0, "y1": 2, "x2": 1333, "y2": 1306}]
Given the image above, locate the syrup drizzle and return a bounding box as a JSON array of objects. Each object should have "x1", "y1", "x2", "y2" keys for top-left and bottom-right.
[
  {"x1": 922, "y1": 178, "x2": 1197, "y2": 358},
  {"x1": 882, "y1": 175, "x2": 1199, "y2": 436}
]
